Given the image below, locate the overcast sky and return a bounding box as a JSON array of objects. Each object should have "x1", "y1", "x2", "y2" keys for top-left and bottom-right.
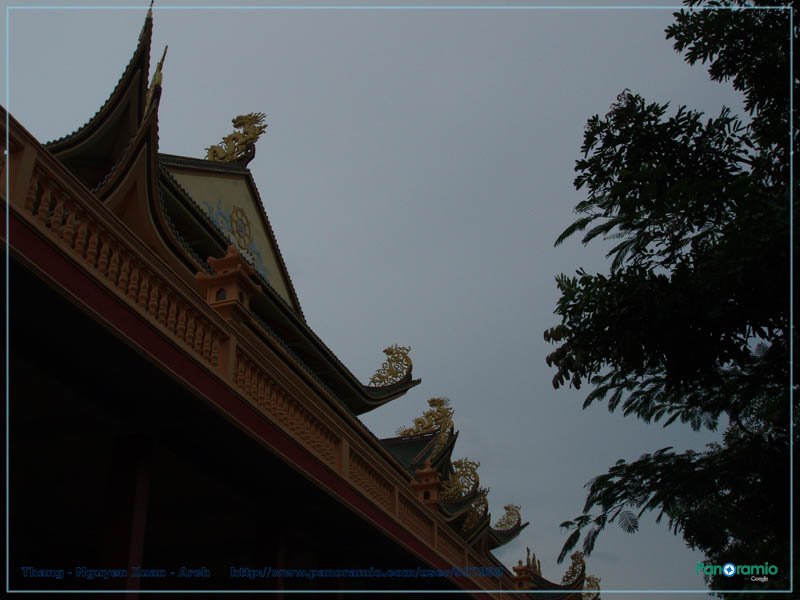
[{"x1": 4, "y1": 1, "x2": 760, "y2": 596}]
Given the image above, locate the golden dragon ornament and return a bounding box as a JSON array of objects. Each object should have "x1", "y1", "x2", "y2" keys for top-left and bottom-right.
[
  {"x1": 396, "y1": 397, "x2": 454, "y2": 456},
  {"x1": 369, "y1": 345, "x2": 412, "y2": 387},
  {"x1": 205, "y1": 112, "x2": 268, "y2": 166},
  {"x1": 493, "y1": 504, "x2": 522, "y2": 531}
]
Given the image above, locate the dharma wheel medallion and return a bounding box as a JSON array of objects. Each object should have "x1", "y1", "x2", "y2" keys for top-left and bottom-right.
[{"x1": 230, "y1": 206, "x2": 252, "y2": 249}]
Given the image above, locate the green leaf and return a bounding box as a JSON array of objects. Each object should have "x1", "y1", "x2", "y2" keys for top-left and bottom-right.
[
  {"x1": 617, "y1": 510, "x2": 639, "y2": 534},
  {"x1": 555, "y1": 216, "x2": 596, "y2": 247},
  {"x1": 558, "y1": 530, "x2": 581, "y2": 564}
]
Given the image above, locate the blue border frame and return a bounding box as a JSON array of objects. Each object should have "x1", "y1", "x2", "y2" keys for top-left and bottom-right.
[{"x1": 4, "y1": 2, "x2": 794, "y2": 595}]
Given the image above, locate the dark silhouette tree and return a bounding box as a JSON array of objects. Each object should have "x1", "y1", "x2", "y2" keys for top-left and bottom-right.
[{"x1": 546, "y1": 1, "x2": 796, "y2": 594}]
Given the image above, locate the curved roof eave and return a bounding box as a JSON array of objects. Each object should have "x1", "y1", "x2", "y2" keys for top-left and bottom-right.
[
  {"x1": 388, "y1": 428, "x2": 458, "y2": 475},
  {"x1": 92, "y1": 83, "x2": 161, "y2": 200},
  {"x1": 426, "y1": 429, "x2": 458, "y2": 473},
  {"x1": 45, "y1": 11, "x2": 152, "y2": 154},
  {"x1": 527, "y1": 569, "x2": 585, "y2": 599},
  {"x1": 379, "y1": 432, "x2": 437, "y2": 472},
  {"x1": 439, "y1": 485, "x2": 482, "y2": 521},
  {"x1": 487, "y1": 521, "x2": 530, "y2": 550}
]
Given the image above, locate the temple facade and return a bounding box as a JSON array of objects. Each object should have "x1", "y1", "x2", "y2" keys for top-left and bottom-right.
[{"x1": 3, "y1": 8, "x2": 595, "y2": 598}]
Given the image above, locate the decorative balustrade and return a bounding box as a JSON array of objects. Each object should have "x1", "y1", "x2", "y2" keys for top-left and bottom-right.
[
  {"x1": 438, "y1": 527, "x2": 467, "y2": 568},
  {"x1": 234, "y1": 346, "x2": 340, "y2": 469},
  {"x1": 399, "y1": 494, "x2": 435, "y2": 545},
  {"x1": 17, "y1": 166, "x2": 225, "y2": 370},
  {"x1": 349, "y1": 448, "x2": 396, "y2": 514}
]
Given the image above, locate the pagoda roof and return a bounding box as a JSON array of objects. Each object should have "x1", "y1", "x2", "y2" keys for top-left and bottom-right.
[
  {"x1": 379, "y1": 429, "x2": 457, "y2": 476},
  {"x1": 439, "y1": 492, "x2": 477, "y2": 534},
  {"x1": 439, "y1": 483, "x2": 482, "y2": 522},
  {"x1": 511, "y1": 550, "x2": 589, "y2": 600},
  {"x1": 11, "y1": 8, "x2": 593, "y2": 592},
  {"x1": 527, "y1": 566, "x2": 586, "y2": 600},
  {"x1": 440, "y1": 495, "x2": 474, "y2": 516},
  {"x1": 153, "y1": 153, "x2": 421, "y2": 415},
  {"x1": 45, "y1": 9, "x2": 154, "y2": 190},
  {"x1": 388, "y1": 402, "x2": 526, "y2": 547},
  {"x1": 487, "y1": 520, "x2": 529, "y2": 550},
  {"x1": 36, "y1": 6, "x2": 420, "y2": 417},
  {"x1": 380, "y1": 433, "x2": 436, "y2": 470}
]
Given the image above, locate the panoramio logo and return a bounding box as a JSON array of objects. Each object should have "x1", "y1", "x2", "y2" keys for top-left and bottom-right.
[{"x1": 696, "y1": 561, "x2": 778, "y2": 582}]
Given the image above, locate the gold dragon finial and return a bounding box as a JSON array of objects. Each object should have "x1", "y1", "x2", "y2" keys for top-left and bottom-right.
[
  {"x1": 561, "y1": 551, "x2": 586, "y2": 586},
  {"x1": 369, "y1": 344, "x2": 412, "y2": 387},
  {"x1": 397, "y1": 397, "x2": 452, "y2": 436},
  {"x1": 205, "y1": 112, "x2": 268, "y2": 166},
  {"x1": 396, "y1": 397, "x2": 454, "y2": 457},
  {"x1": 583, "y1": 574, "x2": 601, "y2": 600},
  {"x1": 560, "y1": 551, "x2": 600, "y2": 599},
  {"x1": 441, "y1": 457, "x2": 481, "y2": 500},
  {"x1": 493, "y1": 504, "x2": 522, "y2": 531}
]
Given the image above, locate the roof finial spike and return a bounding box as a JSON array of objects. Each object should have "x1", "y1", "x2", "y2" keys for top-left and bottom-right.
[
  {"x1": 156, "y1": 44, "x2": 168, "y2": 73},
  {"x1": 146, "y1": 44, "x2": 168, "y2": 109},
  {"x1": 153, "y1": 44, "x2": 167, "y2": 85}
]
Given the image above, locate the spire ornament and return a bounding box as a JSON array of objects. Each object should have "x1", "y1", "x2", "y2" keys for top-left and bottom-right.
[
  {"x1": 146, "y1": 45, "x2": 168, "y2": 110},
  {"x1": 526, "y1": 547, "x2": 542, "y2": 576}
]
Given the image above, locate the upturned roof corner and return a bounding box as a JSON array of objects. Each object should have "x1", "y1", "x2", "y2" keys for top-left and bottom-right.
[{"x1": 44, "y1": 3, "x2": 156, "y2": 190}]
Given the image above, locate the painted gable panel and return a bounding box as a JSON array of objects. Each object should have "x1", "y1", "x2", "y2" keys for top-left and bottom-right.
[{"x1": 167, "y1": 168, "x2": 295, "y2": 307}]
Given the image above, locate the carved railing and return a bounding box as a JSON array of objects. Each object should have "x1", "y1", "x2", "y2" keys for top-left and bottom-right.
[
  {"x1": 19, "y1": 166, "x2": 227, "y2": 369},
  {"x1": 234, "y1": 346, "x2": 340, "y2": 469},
  {"x1": 399, "y1": 494, "x2": 435, "y2": 546},
  {"x1": 2, "y1": 111, "x2": 517, "y2": 598}
]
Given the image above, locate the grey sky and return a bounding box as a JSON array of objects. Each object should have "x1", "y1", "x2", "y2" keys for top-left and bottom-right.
[{"x1": 4, "y1": 1, "x2": 757, "y2": 596}]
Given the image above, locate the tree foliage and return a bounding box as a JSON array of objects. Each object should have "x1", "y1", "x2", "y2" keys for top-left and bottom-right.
[{"x1": 546, "y1": 1, "x2": 796, "y2": 593}]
